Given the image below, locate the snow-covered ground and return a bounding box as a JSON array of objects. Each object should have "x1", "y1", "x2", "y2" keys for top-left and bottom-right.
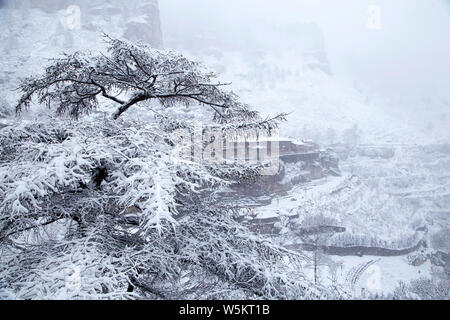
[
  {"x1": 254, "y1": 173, "x2": 350, "y2": 220},
  {"x1": 250, "y1": 142, "x2": 450, "y2": 296},
  {"x1": 329, "y1": 255, "x2": 433, "y2": 297}
]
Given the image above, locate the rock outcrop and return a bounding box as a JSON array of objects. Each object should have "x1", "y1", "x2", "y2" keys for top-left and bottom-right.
[
  {"x1": 0, "y1": 0, "x2": 163, "y2": 105},
  {"x1": 2, "y1": 0, "x2": 163, "y2": 48}
]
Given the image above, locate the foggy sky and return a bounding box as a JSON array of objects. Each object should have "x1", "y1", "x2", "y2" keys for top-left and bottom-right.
[{"x1": 160, "y1": 0, "x2": 450, "y2": 101}]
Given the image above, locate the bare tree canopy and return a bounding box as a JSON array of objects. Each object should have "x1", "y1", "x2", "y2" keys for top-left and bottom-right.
[{"x1": 16, "y1": 35, "x2": 285, "y2": 127}]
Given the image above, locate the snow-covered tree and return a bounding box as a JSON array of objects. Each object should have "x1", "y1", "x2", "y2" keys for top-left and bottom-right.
[{"x1": 0, "y1": 36, "x2": 336, "y2": 299}]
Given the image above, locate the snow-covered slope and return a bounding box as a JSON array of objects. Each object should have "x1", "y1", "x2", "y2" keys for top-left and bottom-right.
[{"x1": 0, "y1": 0, "x2": 162, "y2": 107}]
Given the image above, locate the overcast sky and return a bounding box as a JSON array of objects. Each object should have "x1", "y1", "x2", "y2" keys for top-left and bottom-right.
[{"x1": 160, "y1": 0, "x2": 450, "y2": 101}]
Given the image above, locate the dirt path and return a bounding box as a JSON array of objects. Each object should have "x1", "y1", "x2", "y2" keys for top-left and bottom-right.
[{"x1": 285, "y1": 240, "x2": 426, "y2": 257}]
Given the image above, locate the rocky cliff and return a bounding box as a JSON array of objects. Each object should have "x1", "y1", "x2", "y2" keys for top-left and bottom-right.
[
  {"x1": 0, "y1": 0, "x2": 163, "y2": 106},
  {"x1": 3, "y1": 0, "x2": 163, "y2": 48}
]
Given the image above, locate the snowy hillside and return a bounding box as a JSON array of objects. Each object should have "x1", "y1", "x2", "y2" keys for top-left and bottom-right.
[
  {"x1": 157, "y1": 8, "x2": 450, "y2": 297},
  {"x1": 0, "y1": 0, "x2": 162, "y2": 107}
]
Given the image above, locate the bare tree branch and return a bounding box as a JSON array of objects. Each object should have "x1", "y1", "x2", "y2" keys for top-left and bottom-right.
[{"x1": 15, "y1": 35, "x2": 284, "y2": 128}]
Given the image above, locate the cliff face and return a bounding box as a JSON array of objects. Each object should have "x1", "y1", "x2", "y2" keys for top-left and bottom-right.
[
  {"x1": 0, "y1": 0, "x2": 163, "y2": 105},
  {"x1": 3, "y1": 0, "x2": 163, "y2": 48},
  {"x1": 120, "y1": 0, "x2": 163, "y2": 49}
]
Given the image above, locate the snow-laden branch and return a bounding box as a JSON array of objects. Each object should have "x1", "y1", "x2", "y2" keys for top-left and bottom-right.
[{"x1": 15, "y1": 35, "x2": 285, "y2": 129}]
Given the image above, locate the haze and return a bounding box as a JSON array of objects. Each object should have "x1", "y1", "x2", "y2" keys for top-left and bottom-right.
[{"x1": 160, "y1": 0, "x2": 450, "y2": 101}]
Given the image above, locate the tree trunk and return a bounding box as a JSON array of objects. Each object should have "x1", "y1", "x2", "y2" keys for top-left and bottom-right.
[{"x1": 112, "y1": 94, "x2": 148, "y2": 120}]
